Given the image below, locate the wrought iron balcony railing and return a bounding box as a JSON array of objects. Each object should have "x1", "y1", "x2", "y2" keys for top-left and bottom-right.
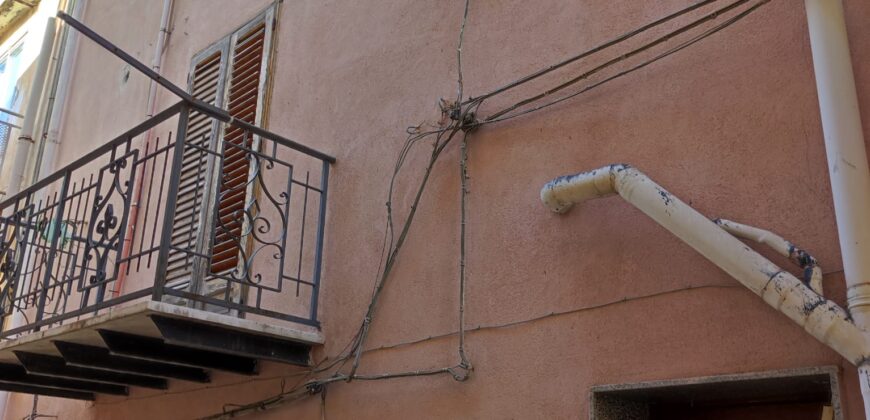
[{"x1": 0, "y1": 99, "x2": 333, "y2": 338}]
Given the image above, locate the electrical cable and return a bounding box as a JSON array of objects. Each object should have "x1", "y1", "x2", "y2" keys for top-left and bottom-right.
[
  {"x1": 194, "y1": 0, "x2": 774, "y2": 417},
  {"x1": 482, "y1": 0, "x2": 766, "y2": 123},
  {"x1": 462, "y1": 0, "x2": 722, "y2": 105}
]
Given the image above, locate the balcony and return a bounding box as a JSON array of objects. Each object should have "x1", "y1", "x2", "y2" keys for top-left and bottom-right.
[{"x1": 0, "y1": 98, "x2": 333, "y2": 400}]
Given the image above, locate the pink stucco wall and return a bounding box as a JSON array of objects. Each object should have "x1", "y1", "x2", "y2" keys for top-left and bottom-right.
[{"x1": 5, "y1": 0, "x2": 870, "y2": 418}]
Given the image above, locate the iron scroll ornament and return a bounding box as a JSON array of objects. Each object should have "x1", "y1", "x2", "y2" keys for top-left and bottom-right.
[{"x1": 79, "y1": 151, "x2": 137, "y2": 291}]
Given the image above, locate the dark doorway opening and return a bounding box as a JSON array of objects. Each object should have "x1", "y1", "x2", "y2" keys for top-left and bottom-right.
[{"x1": 590, "y1": 367, "x2": 839, "y2": 420}]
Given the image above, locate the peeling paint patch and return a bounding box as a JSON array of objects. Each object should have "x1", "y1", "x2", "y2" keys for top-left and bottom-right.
[
  {"x1": 761, "y1": 269, "x2": 784, "y2": 293},
  {"x1": 802, "y1": 297, "x2": 826, "y2": 315},
  {"x1": 655, "y1": 187, "x2": 673, "y2": 206},
  {"x1": 841, "y1": 157, "x2": 857, "y2": 170}
]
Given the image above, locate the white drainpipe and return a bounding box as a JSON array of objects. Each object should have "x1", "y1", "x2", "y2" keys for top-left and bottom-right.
[
  {"x1": 715, "y1": 218, "x2": 823, "y2": 296},
  {"x1": 804, "y1": 0, "x2": 870, "y2": 415},
  {"x1": 541, "y1": 164, "x2": 870, "y2": 376},
  {"x1": 35, "y1": 0, "x2": 86, "y2": 182},
  {"x1": 5, "y1": 18, "x2": 56, "y2": 197},
  {"x1": 805, "y1": 0, "x2": 870, "y2": 326}
]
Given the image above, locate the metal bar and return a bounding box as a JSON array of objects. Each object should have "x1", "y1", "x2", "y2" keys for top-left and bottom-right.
[
  {"x1": 0, "y1": 120, "x2": 22, "y2": 130},
  {"x1": 296, "y1": 172, "x2": 309, "y2": 298},
  {"x1": 135, "y1": 139, "x2": 155, "y2": 272},
  {"x1": 309, "y1": 161, "x2": 329, "y2": 323},
  {"x1": 64, "y1": 178, "x2": 86, "y2": 309},
  {"x1": 78, "y1": 174, "x2": 95, "y2": 310},
  {"x1": 290, "y1": 178, "x2": 323, "y2": 193},
  {"x1": 0, "y1": 107, "x2": 24, "y2": 118},
  {"x1": 56, "y1": 12, "x2": 336, "y2": 164},
  {"x1": 151, "y1": 315, "x2": 310, "y2": 366},
  {"x1": 278, "y1": 163, "x2": 294, "y2": 295},
  {"x1": 226, "y1": 120, "x2": 336, "y2": 164},
  {"x1": 282, "y1": 275, "x2": 315, "y2": 287},
  {"x1": 152, "y1": 104, "x2": 189, "y2": 302},
  {"x1": 186, "y1": 131, "x2": 213, "y2": 295},
  {"x1": 9, "y1": 199, "x2": 31, "y2": 319},
  {"x1": 0, "y1": 101, "x2": 184, "y2": 209},
  {"x1": 0, "y1": 382, "x2": 94, "y2": 401},
  {"x1": 165, "y1": 246, "x2": 210, "y2": 260},
  {"x1": 54, "y1": 341, "x2": 211, "y2": 383},
  {"x1": 34, "y1": 171, "x2": 71, "y2": 326},
  {"x1": 0, "y1": 363, "x2": 128, "y2": 395},
  {"x1": 57, "y1": 11, "x2": 191, "y2": 101},
  {"x1": 98, "y1": 329, "x2": 258, "y2": 375},
  {"x1": 28, "y1": 196, "x2": 49, "y2": 312},
  {"x1": 148, "y1": 133, "x2": 172, "y2": 268},
  {"x1": 14, "y1": 352, "x2": 168, "y2": 389},
  {"x1": 163, "y1": 289, "x2": 319, "y2": 327}
]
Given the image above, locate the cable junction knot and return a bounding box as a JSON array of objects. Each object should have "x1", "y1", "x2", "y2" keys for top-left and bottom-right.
[{"x1": 449, "y1": 362, "x2": 473, "y2": 382}]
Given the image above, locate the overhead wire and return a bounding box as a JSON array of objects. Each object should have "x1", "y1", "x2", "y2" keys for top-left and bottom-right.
[
  {"x1": 461, "y1": 0, "x2": 721, "y2": 104},
  {"x1": 197, "y1": 0, "x2": 773, "y2": 417},
  {"x1": 484, "y1": 0, "x2": 753, "y2": 120},
  {"x1": 480, "y1": 0, "x2": 770, "y2": 125}
]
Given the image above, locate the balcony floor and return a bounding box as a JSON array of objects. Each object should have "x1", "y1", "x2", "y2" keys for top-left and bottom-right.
[{"x1": 0, "y1": 301, "x2": 322, "y2": 400}]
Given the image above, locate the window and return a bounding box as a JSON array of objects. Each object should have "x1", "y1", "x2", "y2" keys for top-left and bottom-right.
[
  {"x1": 0, "y1": 40, "x2": 25, "y2": 179},
  {"x1": 167, "y1": 5, "x2": 276, "y2": 302},
  {"x1": 0, "y1": 41, "x2": 26, "y2": 108}
]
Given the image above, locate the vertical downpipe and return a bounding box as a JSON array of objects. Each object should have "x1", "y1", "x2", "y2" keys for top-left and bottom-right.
[
  {"x1": 804, "y1": 0, "x2": 870, "y2": 416},
  {"x1": 35, "y1": 0, "x2": 86, "y2": 183}
]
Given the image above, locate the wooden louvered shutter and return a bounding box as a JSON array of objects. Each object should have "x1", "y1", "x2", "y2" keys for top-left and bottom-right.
[
  {"x1": 166, "y1": 44, "x2": 229, "y2": 287},
  {"x1": 165, "y1": 8, "x2": 276, "y2": 305},
  {"x1": 210, "y1": 21, "x2": 269, "y2": 275}
]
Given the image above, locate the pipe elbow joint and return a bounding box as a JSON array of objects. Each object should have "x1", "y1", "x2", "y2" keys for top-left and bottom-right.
[{"x1": 540, "y1": 164, "x2": 629, "y2": 213}]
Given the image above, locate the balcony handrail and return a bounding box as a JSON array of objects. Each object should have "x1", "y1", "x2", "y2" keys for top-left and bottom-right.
[
  {"x1": 0, "y1": 15, "x2": 336, "y2": 337},
  {"x1": 0, "y1": 102, "x2": 187, "y2": 209},
  {"x1": 0, "y1": 100, "x2": 331, "y2": 336}
]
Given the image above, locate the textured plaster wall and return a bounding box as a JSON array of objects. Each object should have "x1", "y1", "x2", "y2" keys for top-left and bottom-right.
[{"x1": 6, "y1": 0, "x2": 870, "y2": 419}]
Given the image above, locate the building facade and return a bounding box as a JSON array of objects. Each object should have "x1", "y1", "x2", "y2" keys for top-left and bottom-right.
[{"x1": 0, "y1": 0, "x2": 868, "y2": 419}]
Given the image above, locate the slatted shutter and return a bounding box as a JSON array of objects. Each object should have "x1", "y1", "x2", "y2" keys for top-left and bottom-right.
[
  {"x1": 166, "y1": 6, "x2": 274, "y2": 299},
  {"x1": 210, "y1": 21, "x2": 268, "y2": 275},
  {"x1": 166, "y1": 46, "x2": 228, "y2": 286}
]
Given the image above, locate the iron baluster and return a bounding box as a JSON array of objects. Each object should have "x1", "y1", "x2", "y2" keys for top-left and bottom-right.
[
  {"x1": 34, "y1": 171, "x2": 70, "y2": 327},
  {"x1": 152, "y1": 104, "x2": 190, "y2": 302}
]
